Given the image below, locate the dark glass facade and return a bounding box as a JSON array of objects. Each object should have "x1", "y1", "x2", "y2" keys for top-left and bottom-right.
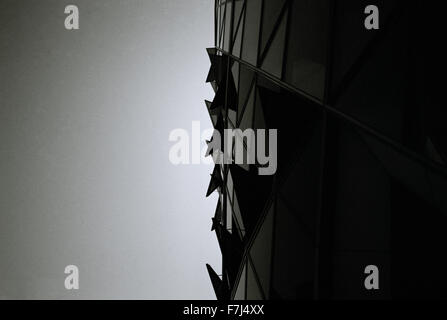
[{"x1": 205, "y1": 0, "x2": 447, "y2": 300}]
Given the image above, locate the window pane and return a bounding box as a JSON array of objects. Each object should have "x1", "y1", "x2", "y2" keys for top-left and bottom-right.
[
  {"x1": 261, "y1": 13, "x2": 287, "y2": 79},
  {"x1": 237, "y1": 65, "x2": 254, "y2": 122},
  {"x1": 260, "y1": 0, "x2": 286, "y2": 54},
  {"x1": 226, "y1": 194, "x2": 233, "y2": 233},
  {"x1": 249, "y1": 204, "x2": 274, "y2": 297},
  {"x1": 242, "y1": 0, "x2": 261, "y2": 66},
  {"x1": 284, "y1": 0, "x2": 329, "y2": 99},
  {"x1": 233, "y1": 0, "x2": 244, "y2": 39},
  {"x1": 234, "y1": 262, "x2": 246, "y2": 300},
  {"x1": 233, "y1": 192, "x2": 246, "y2": 237},
  {"x1": 223, "y1": 1, "x2": 233, "y2": 52},
  {"x1": 227, "y1": 171, "x2": 234, "y2": 202},
  {"x1": 246, "y1": 260, "x2": 263, "y2": 300},
  {"x1": 272, "y1": 199, "x2": 314, "y2": 299}
]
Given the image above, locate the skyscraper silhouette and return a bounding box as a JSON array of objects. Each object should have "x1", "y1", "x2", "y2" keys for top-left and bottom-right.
[{"x1": 205, "y1": 0, "x2": 447, "y2": 300}]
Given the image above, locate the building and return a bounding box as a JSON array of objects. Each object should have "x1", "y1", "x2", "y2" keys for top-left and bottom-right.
[{"x1": 204, "y1": 0, "x2": 447, "y2": 300}]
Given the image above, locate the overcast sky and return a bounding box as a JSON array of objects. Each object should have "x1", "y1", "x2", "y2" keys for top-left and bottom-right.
[{"x1": 0, "y1": 0, "x2": 221, "y2": 299}]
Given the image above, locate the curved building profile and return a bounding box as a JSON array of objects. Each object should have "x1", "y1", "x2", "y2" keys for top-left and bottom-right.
[{"x1": 205, "y1": 0, "x2": 447, "y2": 300}]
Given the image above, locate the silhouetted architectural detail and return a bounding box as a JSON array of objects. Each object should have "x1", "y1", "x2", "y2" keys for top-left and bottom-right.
[
  {"x1": 206, "y1": 264, "x2": 229, "y2": 300},
  {"x1": 205, "y1": 0, "x2": 447, "y2": 300},
  {"x1": 206, "y1": 165, "x2": 224, "y2": 197}
]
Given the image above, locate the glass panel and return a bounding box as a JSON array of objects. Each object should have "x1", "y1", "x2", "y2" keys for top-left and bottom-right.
[
  {"x1": 227, "y1": 171, "x2": 234, "y2": 202},
  {"x1": 216, "y1": 3, "x2": 221, "y2": 47},
  {"x1": 256, "y1": 74, "x2": 322, "y2": 182},
  {"x1": 226, "y1": 195, "x2": 233, "y2": 233},
  {"x1": 284, "y1": 0, "x2": 329, "y2": 99},
  {"x1": 233, "y1": 131, "x2": 251, "y2": 172},
  {"x1": 237, "y1": 65, "x2": 254, "y2": 122},
  {"x1": 272, "y1": 199, "x2": 314, "y2": 299},
  {"x1": 359, "y1": 129, "x2": 433, "y2": 207},
  {"x1": 261, "y1": 13, "x2": 287, "y2": 79},
  {"x1": 228, "y1": 118, "x2": 235, "y2": 129},
  {"x1": 331, "y1": 1, "x2": 399, "y2": 91},
  {"x1": 231, "y1": 61, "x2": 240, "y2": 93},
  {"x1": 233, "y1": 192, "x2": 246, "y2": 237},
  {"x1": 234, "y1": 262, "x2": 246, "y2": 300},
  {"x1": 246, "y1": 259, "x2": 263, "y2": 300},
  {"x1": 242, "y1": 0, "x2": 261, "y2": 66},
  {"x1": 232, "y1": 15, "x2": 243, "y2": 58},
  {"x1": 390, "y1": 171, "x2": 447, "y2": 299},
  {"x1": 228, "y1": 109, "x2": 237, "y2": 128},
  {"x1": 249, "y1": 204, "x2": 274, "y2": 298},
  {"x1": 260, "y1": 0, "x2": 286, "y2": 54},
  {"x1": 324, "y1": 117, "x2": 447, "y2": 298},
  {"x1": 219, "y1": 191, "x2": 224, "y2": 226},
  {"x1": 223, "y1": 1, "x2": 233, "y2": 52},
  {"x1": 219, "y1": 3, "x2": 225, "y2": 49},
  {"x1": 233, "y1": 0, "x2": 244, "y2": 38},
  {"x1": 332, "y1": 9, "x2": 414, "y2": 148},
  {"x1": 278, "y1": 112, "x2": 322, "y2": 233},
  {"x1": 330, "y1": 123, "x2": 391, "y2": 252},
  {"x1": 239, "y1": 86, "x2": 254, "y2": 131},
  {"x1": 253, "y1": 90, "x2": 266, "y2": 130}
]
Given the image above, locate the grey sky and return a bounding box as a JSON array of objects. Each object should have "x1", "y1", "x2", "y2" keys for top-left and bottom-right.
[{"x1": 0, "y1": 0, "x2": 220, "y2": 299}]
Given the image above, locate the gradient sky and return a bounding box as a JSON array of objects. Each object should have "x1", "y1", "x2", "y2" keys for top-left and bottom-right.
[{"x1": 0, "y1": 0, "x2": 220, "y2": 299}]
